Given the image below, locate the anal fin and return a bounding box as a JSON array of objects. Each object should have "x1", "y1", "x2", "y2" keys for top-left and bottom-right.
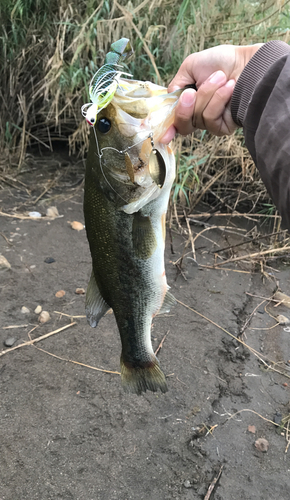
[
  {"x1": 85, "y1": 271, "x2": 110, "y2": 327},
  {"x1": 157, "y1": 289, "x2": 176, "y2": 315}
]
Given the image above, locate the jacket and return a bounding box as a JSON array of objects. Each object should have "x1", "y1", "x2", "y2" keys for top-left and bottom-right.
[{"x1": 231, "y1": 40, "x2": 290, "y2": 230}]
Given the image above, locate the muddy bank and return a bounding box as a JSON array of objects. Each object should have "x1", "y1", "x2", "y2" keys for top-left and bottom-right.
[{"x1": 0, "y1": 157, "x2": 290, "y2": 500}]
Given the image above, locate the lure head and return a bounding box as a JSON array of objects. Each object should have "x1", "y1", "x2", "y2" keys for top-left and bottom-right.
[
  {"x1": 81, "y1": 102, "x2": 99, "y2": 126},
  {"x1": 81, "y1": 79, "x2": 120, "y2": 127}
]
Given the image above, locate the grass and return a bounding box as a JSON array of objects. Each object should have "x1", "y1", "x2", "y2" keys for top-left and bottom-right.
[{"x1": 1, "y1": 0, "x2": 290, "y2": 210}]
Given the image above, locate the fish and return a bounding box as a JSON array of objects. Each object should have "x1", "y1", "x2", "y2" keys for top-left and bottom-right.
[{"x1": 83, "y1": 40, "x2": 182, "y2": 395}]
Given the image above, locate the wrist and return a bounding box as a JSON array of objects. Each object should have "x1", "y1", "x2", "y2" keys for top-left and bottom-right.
[{"x1": 234, "y1": 44, "x2": 264, "y2": 80}]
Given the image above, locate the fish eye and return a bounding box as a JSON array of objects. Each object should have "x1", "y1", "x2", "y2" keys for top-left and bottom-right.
[{"x1": 97, "y1": 117, "x2": 111, "y2": 134}]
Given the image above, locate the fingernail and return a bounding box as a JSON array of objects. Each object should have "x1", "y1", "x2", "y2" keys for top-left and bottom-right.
[
  {"x1": 208, "y1": 70, "x2": 227, "y2": 85},
  {"x1": 171, "y1": 85, "x2": 181, "y2": 91},
  {"x1": 180, "y1": 89, "x2": 196, "y2": 107},
  {"x1": 225, "y1": 79, "x2": 236, "y2": 89}
]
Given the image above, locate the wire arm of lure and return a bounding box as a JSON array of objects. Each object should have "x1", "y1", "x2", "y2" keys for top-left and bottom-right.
[
  {"x1": 93, "y1": 126, "x2": 130, "y2": 204},
  {"x1": 98, "y1": 133, "x2": 155, "y2": 157}
]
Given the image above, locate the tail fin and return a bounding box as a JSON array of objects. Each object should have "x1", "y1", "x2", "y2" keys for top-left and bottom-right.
[{"x1": 120, "y1": 356, "x2": 168, "y2": 395}]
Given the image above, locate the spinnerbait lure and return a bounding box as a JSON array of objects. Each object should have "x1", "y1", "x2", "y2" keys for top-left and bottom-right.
[{"x1": 81, "y1": 38, "x2": 133, "y2": 126}]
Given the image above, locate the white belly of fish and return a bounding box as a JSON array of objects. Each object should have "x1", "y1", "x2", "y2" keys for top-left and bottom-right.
[{"x1": 130, "y1": 144, "x2": 176, "y2": 355}]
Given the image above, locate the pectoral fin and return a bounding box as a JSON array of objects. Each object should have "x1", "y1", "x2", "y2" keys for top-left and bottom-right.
[
  {"x1": 157, "y1": 290, "x2": 176, "y2": 315},
  {"x1": 132, "y1": 213, "x2": 157, "y2": 259},
  {"x1": 85, "y1": 271, "x2": 110, "y2": 327}
]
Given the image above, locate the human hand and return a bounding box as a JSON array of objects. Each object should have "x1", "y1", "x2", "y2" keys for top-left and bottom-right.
[{"x1": 161, "y1": 44, "x2": 263, "y2": 141}]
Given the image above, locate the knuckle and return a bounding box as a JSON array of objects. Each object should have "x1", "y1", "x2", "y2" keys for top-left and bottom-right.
[
  {"x1": 196, "y1": 84, "x2": 211, "y2": 98},
  {"x1": 203, "y1": 107, "x2": 217, "y2": 123}
]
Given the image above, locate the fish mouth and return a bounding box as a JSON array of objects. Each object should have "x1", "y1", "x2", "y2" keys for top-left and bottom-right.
[
  {"x1": 113, "y1": 82, "x2": 182, "y2": 143},
  {"x1": 111, "y1": 91, "x2": 177, "y2": 189}
]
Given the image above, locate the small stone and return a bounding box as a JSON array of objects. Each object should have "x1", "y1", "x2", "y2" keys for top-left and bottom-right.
[
  {"x1": 248, "y1": 425, "x2": 256, "y2": 434},
  {"x1": 46, "y1": 206, "x2": 59, "y2": 218},
  {"x1": 254, "y1": 438, "x2": 269, "y2": 452},
  {"x1": 55, "y1": 290, "x2": 65, "y2": 298},
  {"x1": 38, "y1": 311, "x2": 50, "y2": 324},
  {"x1": 70, "y1": 221, "x2": 84, "y2": 231},
  {"x1": 34, "y1": 305, "x2": 42, "y2": 314},
  {"x1": 44, "y1": 257, "x2": 55, "y2": 264},
  {"x1": 277, "y1": 314, "x2": 290, "y2": 325},
  {"x1": 0, "y1": 255, "x2": 11, "y2": 271},
  {"x1": 29, "y1": 211, "x2": 41, "y2": 218},
  {"x1": 75, "y1": 288, "x2": 85, "y2": 295},
  {"x1": 4, "y1": 337, "x2": 16, "y2": 347},
  {"x1": 184, "y1": 480, "x2": 191, "y2": 489},
  {"x1": 273, "y1": 412, "x2": 282, "y2": 425},
  {"x1": 21, "y1": 306, "x2": 30, "y2": 314},
  {"x1": 282, "y1": 382, "x2": 288, "y2": 387}
]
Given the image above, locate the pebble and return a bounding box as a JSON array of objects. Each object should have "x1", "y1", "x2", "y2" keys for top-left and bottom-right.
[
  {"x1": 273, "y1": 412, "x2": 282, "y2": 425},
  {"x1": 254, "y1": 438, "x2": 269, "y2": 452},
  {"x1": 21, "y1": 306, "x2": 30, "y2": 314},
  {"x1": 4, "y1": 337, "x2": 16, "y2": 347},
  {"x1": 183, "y1": 480, "x2": 191, "y2": 489},
  {"x1": 247, "y1": 425, "x2": 256, "y2": 434},
  {"x1": 75, "y1": 288, "x2": 85, "y2": 295},
  {"x1": 0, "y1": 255, "x2": 11, "y2": 271},
  {"x1": 70, "y1": 221, "x2": 84, "y2": 231},
  {"x1": 55, "y1": 290, "x2": 65, "y2": 298},
  {"x1": 38, "y1": 311, "x2": 50, "y2": 323},
  {"x1": 29, "y1": 211, "x2": 41, "y2": 218},
  {"x1": 44, "y1": 257, "x2": 55, "y2": 264},
  {"x1": 46, "y1": 206, "x2": 59, "y2": 218},
  {"x1": 277, "y1": 314, "x2": 290, "y2": 325},
  {"x1": 34, "y1": 305, "x2": 42, "y2": 314}
]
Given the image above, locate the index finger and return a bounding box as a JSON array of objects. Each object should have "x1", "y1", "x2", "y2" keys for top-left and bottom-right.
[{"x1": 167, "y1": 55, "x2": 197, "y2": 93}]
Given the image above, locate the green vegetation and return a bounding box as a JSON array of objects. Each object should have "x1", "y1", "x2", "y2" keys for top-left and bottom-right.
[{"x1": 1, "y1": 0, "x2": 289, "y2": 206}]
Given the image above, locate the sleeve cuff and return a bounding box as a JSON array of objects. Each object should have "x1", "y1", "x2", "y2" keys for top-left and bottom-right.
[{"x1": 231, "y1": 41, "x2": 290, "y2": 126}]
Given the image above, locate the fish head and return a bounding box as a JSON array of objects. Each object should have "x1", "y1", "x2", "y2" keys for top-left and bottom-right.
[{"x1": 89, "y1": 80, "x2": 182, "y2": 213}]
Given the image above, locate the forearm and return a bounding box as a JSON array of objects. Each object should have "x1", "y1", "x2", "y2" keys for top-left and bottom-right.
[{"x1": 231, "y1": 41, "x2": 290, "y2": 229}]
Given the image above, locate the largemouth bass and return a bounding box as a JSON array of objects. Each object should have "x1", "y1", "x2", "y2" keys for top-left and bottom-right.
[{"x1": 83, "y1": 40, "x2": 181, "y2": 395}]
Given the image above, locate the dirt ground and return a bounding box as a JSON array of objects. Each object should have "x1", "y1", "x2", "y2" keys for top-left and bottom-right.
[{"x1": 1, "y1": 153, "x2": 290, "y2": 500}]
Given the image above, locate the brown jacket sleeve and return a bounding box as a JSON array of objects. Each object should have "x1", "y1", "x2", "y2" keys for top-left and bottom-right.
[{"x1": 231, "y1": 41, "x2": 290, "y2": 230}]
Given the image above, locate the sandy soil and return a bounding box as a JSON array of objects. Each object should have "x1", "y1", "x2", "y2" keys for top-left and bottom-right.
[{"x1": 1, "y1": 154, "x2": 290, "y2": 500}]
